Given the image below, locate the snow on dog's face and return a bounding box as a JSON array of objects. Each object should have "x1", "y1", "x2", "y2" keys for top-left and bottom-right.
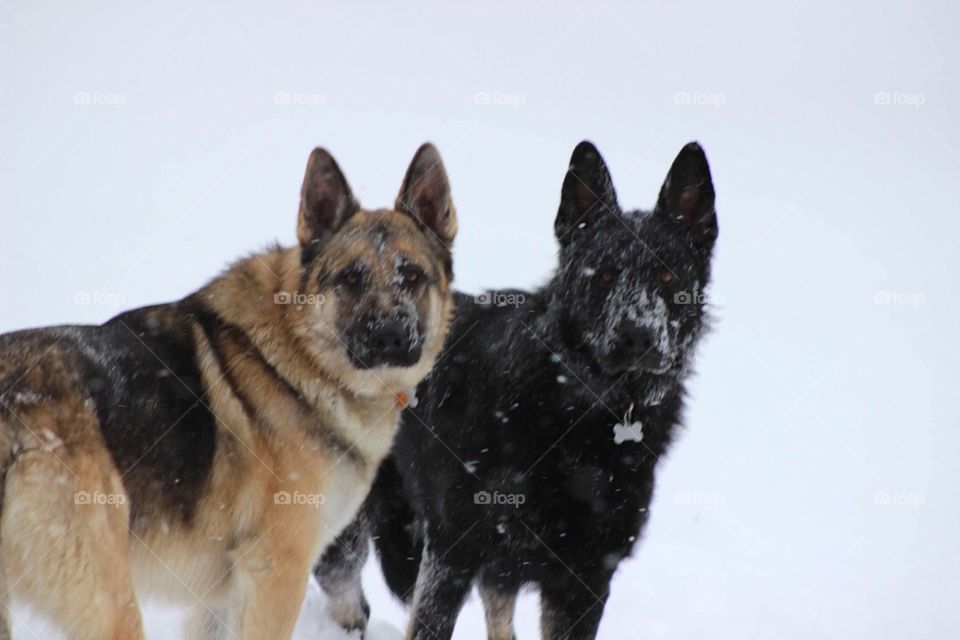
[
  {"x1": 293, "y1": 144, "x2": 457, "y2": 396},
  {"x1": 553, "y1": 141, "x2": 717, "y2": 379}
]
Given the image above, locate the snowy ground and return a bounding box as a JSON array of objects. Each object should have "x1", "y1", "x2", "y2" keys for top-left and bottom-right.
[{"x1": 3, "y1": 0, "x2": 959, "y2": 638}]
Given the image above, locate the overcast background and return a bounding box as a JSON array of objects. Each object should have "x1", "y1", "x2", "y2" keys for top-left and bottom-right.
[{"x1": 2, "y1": 1, "x2": 959, "y2": 638}]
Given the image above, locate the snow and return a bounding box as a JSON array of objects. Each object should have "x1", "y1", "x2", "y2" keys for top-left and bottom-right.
[
  {"x1": 4, "y1": 1, "x2": 960, "y2": 638},
  {"x1": 10, "y1": 571, "x2": 407, "y2": 639}
]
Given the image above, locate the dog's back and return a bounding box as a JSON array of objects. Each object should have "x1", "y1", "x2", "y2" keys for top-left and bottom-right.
[{"x1": 1, "y1": 302, "x2": 218, "y2": 521}]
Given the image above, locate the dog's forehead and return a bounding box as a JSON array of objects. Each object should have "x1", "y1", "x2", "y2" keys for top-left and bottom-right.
[
  {"x1": 338, "y1": 209, "x2": 415, "y2": 244},
  {"x1": 575, "y1": 211, "x2": 672, "y2": 266},
  {"x1": 328, "y1": 210, "x2": 435, "y2": 269}
]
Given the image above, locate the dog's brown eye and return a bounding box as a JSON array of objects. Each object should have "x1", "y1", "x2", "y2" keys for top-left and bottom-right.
[
  {"x1": 400, "y1": 265, "x2": 425, "y2": 286},
  {"x1": 659, "y1": 271, "x2": 674, "y2": 285},
  {"x1": 340, "y1": 270, "x2": 361, "y2": 287},
  {"x1": 599, "y1": 270, "x2": 616, "y2": 284}
]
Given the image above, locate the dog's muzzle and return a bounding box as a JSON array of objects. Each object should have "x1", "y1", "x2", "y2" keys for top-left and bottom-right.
[
  {"x1": 348, "y1": 319, "x2": 422, "y2": 369},
  {"x1": 603, "y1": 320, "x2": 670, "y2": 374}
]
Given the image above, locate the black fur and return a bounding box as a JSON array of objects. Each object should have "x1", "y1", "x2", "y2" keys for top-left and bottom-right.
[
  {"x1": 317, "y1": 141, "x2": 718, "y2": 639},
  {"x1": 0, "y1": 300, "x2": 219, "y2": 528}
]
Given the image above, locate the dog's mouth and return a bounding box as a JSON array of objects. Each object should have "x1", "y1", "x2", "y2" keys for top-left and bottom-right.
[
  {"x1": 596, "y1": 348, "x2": 675, "y2": 377},
  {"x1": 639, "y1": 361, "x2": 674, "y2": 376},
  {"x1": 347, "y1": 346, "x2": 422, "y2": 370}
]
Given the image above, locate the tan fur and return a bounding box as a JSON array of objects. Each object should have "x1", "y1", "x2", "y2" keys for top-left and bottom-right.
[
  {"x1": 1, "y1": 395, "x2": 143, "y2": 640},
  {"x1": 480, "y1": 585, "x2": 518, "y2": 640},
  {"x1": 0, "y1": 146, "x2": 457, "y2": 639}
]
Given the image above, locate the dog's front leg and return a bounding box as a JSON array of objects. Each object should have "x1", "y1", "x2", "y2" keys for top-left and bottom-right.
[
  {"x1": 232, "y1": 529, "x2": 317, "y2": 640},
  {"x1": 315, "y1": 509, "x2": 371, "y2": 634},
  {"x1": 406, "y1": 543, "x2": 476, "y2": 640},
  {"x1": 539, "y1": 567, "x2": 614, "y2": 640},
  {"x1": 479, "y1": 577, "x2": 520, "y2": 640}
]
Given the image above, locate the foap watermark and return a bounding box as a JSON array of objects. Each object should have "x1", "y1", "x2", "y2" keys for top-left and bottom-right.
[
  {"x1": 873, "y1": 91, "x2": 925, "y2": 108},
  {"x1": 274, "y1": 490, "x2": 326, "y2": 508},
  {"x1": 674, "y1": 90, "x2": 726, "y2": 108},
  {"x1": 474, "y1": 490, "x2": 526, "y2": 508},
  {"x1": 273, "y1": 90, "x2": 325, "y2": 108},
  {"x1": 874, "y1": 290, "x2": 925, "y2": 307},
  {"x1": 74, "y1": 290, "x2": 127, "y2": 309},
  {"x1": 874, "y1": 491, "x2": 926, "y2": 508},
  {"x1": 674, "y1": 290, "x2": 724, "y2": 305},
  {"x1": 474, "y1": 90, "x2": 526, "y2": 108},
  {"x1": 73, "y1": 90, "x2": 126, "y2": 108},
  {"x1": 475, "y1": 291, "x2": 526, "y2": 308},
  {"x1": 75, "y1": 491, "x2": 126, "y2": 507},
  {"x1": 275, "y1": 291, "x2": 326, "y2": 307},
  {"x1": 674, "y1": 490, "x2": 725, "y2": 510}
]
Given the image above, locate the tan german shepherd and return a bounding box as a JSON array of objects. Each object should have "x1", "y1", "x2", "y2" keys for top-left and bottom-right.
[{"x1": 0, "y1": 144, "x2": 458, "y2": 639}]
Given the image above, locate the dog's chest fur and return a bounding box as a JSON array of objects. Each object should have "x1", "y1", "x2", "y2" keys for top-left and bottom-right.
[{"x1": 396, "y1": 293, "x2": 685, "y2": 573}]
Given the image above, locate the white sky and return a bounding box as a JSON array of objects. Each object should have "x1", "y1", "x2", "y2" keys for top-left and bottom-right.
[{"x1": 2, "y1": 1, "x2": 958, "y2": 638}]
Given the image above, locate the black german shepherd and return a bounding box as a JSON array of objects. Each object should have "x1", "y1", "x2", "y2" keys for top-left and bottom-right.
[{"x1": 316, "y1": 141, "x2": 718, "y2": 639}]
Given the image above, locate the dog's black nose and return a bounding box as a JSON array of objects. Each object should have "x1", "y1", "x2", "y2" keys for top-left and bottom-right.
[
  {"x1": 358, "y1": 320, "x2": 421, "y2": 368},
  {"x1": 618, "y1": 322, "x2": 664, "y2": 370},
  {"x1": 620, "y1": 322, "x2": 654, "y2": 354},
  {"x1": 370, "y1": 321, "x2": 407, "y2": 353}
]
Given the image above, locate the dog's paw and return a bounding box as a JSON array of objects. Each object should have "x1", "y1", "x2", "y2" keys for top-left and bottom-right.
[{"x1": 328, "y1": 593, "x2": 370, "y2": 637}]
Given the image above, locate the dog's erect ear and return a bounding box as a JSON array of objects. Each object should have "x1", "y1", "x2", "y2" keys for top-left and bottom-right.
[
  {"x1": 655, "y1": 142, "x2": 717, "y2": 245},
  {"x1": 555, "y1": 141, "x2": 619, "y2": 246},
  {"x1": 297, "y1": 148, "x2": 359, "y2": 246},
  {"x1": 395, "y1": 143, "x2": 457, "y2": 245}
]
